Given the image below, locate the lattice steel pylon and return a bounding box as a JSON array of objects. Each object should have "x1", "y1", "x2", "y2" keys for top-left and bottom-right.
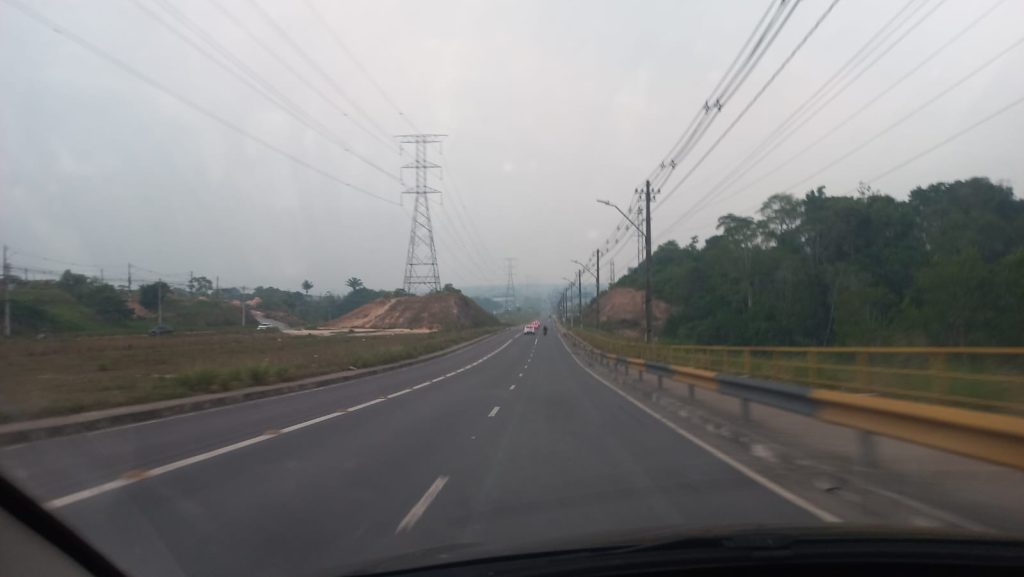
[
  {"x1": 503, "y1": 258, "x2": 517, "y2": 312},
  {"x1": 398, "y1": 134, "x2": 446, "y2": 293}
]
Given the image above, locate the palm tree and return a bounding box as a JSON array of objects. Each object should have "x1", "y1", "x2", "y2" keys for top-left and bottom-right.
[
  {"x1": 345, "y1": 277, "x2": 365, "y2": 291},
  {"x1": 301, "y1": 280, "x2": 313, "y2": 295}
]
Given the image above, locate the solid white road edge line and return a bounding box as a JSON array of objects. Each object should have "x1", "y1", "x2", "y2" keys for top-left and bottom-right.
[
  {"x1": 395, "y1": 475, "x2": 449, "y2": 533},
  {"x1": 557, "y1": 332, "x2": 842, "y2": 524},
  {"x1": 45, "y1": 336, "x2": 517, "y2": 510}
]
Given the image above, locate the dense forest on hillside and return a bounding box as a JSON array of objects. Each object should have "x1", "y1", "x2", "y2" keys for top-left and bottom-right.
[{"x1": 616, "y1": 178, "x2": 1024, "y2": 346}]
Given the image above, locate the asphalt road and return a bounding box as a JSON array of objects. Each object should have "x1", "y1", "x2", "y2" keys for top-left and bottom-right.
[{"x1": 0, "y1": 327, "x2": 823, "y2": 577}]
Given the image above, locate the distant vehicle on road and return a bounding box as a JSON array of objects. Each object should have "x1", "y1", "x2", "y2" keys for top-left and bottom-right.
[
  {"x1": 256, "y1": 323, "x2": 276, "y2": 331},
  {"x1": 523, "y1": 324, "x2": 536, "y2": 335},
  {"x1": 148, "y1": 324, "x2": 174, "y2": 336}
]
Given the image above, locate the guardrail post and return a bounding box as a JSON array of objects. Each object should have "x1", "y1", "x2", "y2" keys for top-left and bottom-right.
[
  {"x1": 741, "y1": 398, "x2": 751, "y2": 422},
  {"x1": 657, "y1": 374, "x2": 663, "y2": 389},
  {"x1": 859, "y1": 430, "x2": 878, "y2": 469},
  {"x1": 637, "y1": 368, "x2": 644, "y2": 383},
  {"x1": 688, "y1": 383, "x2": 695, "y2": 400}
]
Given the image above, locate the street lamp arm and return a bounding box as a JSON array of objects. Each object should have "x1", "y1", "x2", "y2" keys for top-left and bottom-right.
[
  {"x1": 597, "y1": 199, "x2": 645, "y2": 238},
  {"x1": 571, "y1": 260, "x2": 597, "y2": 279}
]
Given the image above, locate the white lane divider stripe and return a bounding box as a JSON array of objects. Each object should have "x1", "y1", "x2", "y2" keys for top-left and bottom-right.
[
  {"x1": 509, "y1": 385, "x2": 516, "y2": 390},
  {"x1": 46, "y1": 336, "x2": 517, "y2": 510},
  {"x1": 281, "y1": 413, "x2": 340, "y2": 433},
  {"x1": 348, "y1": 398, "x2": 386, "y2": 411},
  {"x1": 396, "y1": 475, "x2": 449, "y2": 533},
  {"x1": 488, "y1": 406, "x2": 500, "y2": 417},
  {"x1": 386, "y1": 389, "x2": 412, "y2": 399},
  {"x1": 46, "y1": 479, "x2": 133, "y2": 509}
]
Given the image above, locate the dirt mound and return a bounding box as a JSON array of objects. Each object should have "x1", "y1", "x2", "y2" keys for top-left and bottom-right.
[
  {"x1": 595, "y1": 287, "x2": 671, "y2": 332},
  {"x1": 324, "y1": 292, "x2": 499, "y2": 331}
]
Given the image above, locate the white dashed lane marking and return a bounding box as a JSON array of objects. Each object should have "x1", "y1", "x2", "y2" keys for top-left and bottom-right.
[{"x1": 44, "y1": 335, "x2": 517, "y2": 510}]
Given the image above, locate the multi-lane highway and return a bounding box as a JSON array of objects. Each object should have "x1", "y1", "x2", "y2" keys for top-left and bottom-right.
[{"x1": 0, "y1": 327, "x2": 828, "y2": 577}]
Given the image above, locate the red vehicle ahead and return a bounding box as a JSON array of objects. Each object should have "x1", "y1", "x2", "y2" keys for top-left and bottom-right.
[{"x1": 523, "y1": 320, "x2": 541, "y2": 335}]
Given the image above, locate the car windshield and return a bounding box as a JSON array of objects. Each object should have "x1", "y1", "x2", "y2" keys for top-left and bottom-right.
[{"x1": 2, "y1": 1, "x2": 1024, "y2": 576}]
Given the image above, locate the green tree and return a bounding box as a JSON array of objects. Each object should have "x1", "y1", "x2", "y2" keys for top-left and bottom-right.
[
  {"x1": 56, "y1": 270, "x2": 131, "y2": 322},
  {"x1": 345, "y1": 277, "x2": 365, "y2": 291},
  {"x1": 189, "y1": 275, "x2": 213, "y2": 296},
  {"x1": 301, "y1": 280, "x2": 313, "y2": 296},
  {"x1": 139, "y1": 281, "x2": 171, "y2": 312},
  {"x1": 646, "y1": 178, "x2": 1022, "y2": 346}
]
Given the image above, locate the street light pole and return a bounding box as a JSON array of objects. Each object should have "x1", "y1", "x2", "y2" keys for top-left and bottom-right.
[
  {"x1": 597, "y1": 195, "x2": 652, "y2": 343},
  {"x1": 577, "y1": 269, "x2": 583, "y2": 328}
]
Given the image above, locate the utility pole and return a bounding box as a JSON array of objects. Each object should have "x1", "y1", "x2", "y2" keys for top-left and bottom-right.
[
  {"x1": 644, "y1": 180, "x2": 653, "y2": 344},
  {"x1": 157, "y1": 278, "x2": 163, "y2": 326},
  {"x1": 99, "y1": 268, "x2": 104, "y2": 283},
  {"x1": 3, "y1": 245, "x2": 10, "y2": 338},
  {"x1": 215, "y1": 276, "x2": 220, "y2": 299},
  {"x1": 630, "y1": 201, "x2": 638, "y2": 268},
  {"x1": 127, "y1": 263, "x2": 132, "y2": 292},
  {"x1": 577, "y1": 269, "x2": 582, "y2": 328},
  {"x1": 610, "y1": 260, "x2": 615, "y2": 285},
  {"x1": 240, "y1": 285, "x2": 247, "y2": 327},
  {"x1": 595, "y1": 249, "x2": 601, "y2": 331},
  {"x1": 398, "y1": 134, "x2": 445, "y2": 294}
]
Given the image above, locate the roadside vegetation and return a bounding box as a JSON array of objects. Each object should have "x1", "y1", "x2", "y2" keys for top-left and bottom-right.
[
  {"x1": 614, "y1": 178, "x2": 1024, "y2": 346},
  {"x1": 0, "y1": 327, "x2": 496, "y2": 423}
]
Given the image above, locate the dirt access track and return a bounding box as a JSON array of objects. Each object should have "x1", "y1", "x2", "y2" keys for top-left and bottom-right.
[{"x1": 323, "y1": 292, "x2": 499, "y2": 332}]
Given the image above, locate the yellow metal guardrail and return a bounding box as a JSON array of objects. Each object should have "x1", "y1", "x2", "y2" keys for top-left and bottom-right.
[
  {"x1": 573, "y1": 330, "x2": 1024, "y2": 415},
  {"x1": 565, "y1": 330, "x2": 1024, "y2": 470}
]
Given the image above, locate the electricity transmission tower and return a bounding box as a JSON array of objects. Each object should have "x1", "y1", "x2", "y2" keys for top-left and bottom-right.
[
  {"x1": 398, "y1": 134, "x2": 446, "y2": 293},
  {"x1": 504, "y1": 258, "x2": 517, "y2": 312}
]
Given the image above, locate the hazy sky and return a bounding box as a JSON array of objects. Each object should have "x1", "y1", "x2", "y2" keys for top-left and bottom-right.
[{"x1": 3, "y1": 0, "x2": 1024, "y2": 294}]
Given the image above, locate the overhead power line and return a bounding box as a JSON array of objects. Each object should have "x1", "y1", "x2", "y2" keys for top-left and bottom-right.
[
  {"x1": 663, "y1": 0, "x2": 958, "y2": 233},
  {"x1": 132, "y1": 0, "x2": 400, "y2": 183},
  {"x1": 245, "y1": 0, "x2": 397, "y2": 150},
  {"x1": 595, "y1": 0, "x2": 801, "y2": 265},
  {"x1": 680, "y1": 0, "x2": 1005, "y2": 222},
  {"x1": 649, "y1": 0, "x2": 795, "y2": 191},
  {"x1": 782, "y1": 32, "x2": 1024, "y2": 192},
  {"x1": 301, "y1": 0, "x2": 419, "y2": 133},
  {"x1": 2, "y1": 0, "x2": 400, "y2": 206},
  {"x1": 859, "y1": 91, "x2": 1024, "y2": 187},
  {"x1": 671, "y1": 0, "x2": 926, "y2": 215},
  {"x1": 654, "y1": 0, "x2": 839, "y2": 213},
  {"x1": 207, "y1": 0, "x2": 400, "y2": 157}
]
